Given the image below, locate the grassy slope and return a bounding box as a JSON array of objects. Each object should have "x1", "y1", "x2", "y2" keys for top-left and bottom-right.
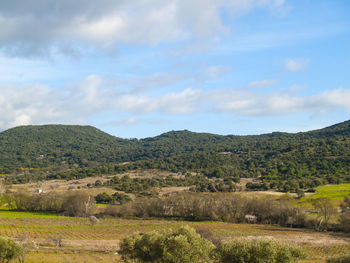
[{"x1": 298, "y1": 184, "x2": 350, "y2": 207}]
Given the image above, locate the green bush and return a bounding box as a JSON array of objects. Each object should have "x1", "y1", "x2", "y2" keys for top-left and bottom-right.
[
  {"x1": 119, "y1": 227, "x2": 306, "y2": 263},
  {"x1": 119, "y1": 226, "x2": 214, "y2": 263},
  {"x1": 215, "y1": 239, "x2": 305, "y2": 263},
  {"x1": 0, "y1": 237, "x2": 25, "y2": 263},
  {"x1": 327, "y1": 254, "x2": 350, "y2": 263}
]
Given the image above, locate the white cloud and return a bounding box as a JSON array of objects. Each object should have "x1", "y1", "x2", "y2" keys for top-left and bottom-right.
[
  {"x1": 200, "y1": 65, "x2": 232, "y2": 79},
  {"x1": 308, "y1": 89, "x2": 350, "y2": 112},
  {"x1": 284, "y1": 58, "x2": 308, "y2": 72},
  {"x1": 130, "y1": 72, "x2": 189, "y2": 92},
  {"x1": 0, "y1": 0, "x2": 286, "y2": 57},
  {"x1": 113, "y1": 117, "x2": 140, "y2": 126},
  {"x1": 1, "y1": 75, "x2": 350, "y2": 130},
  {"x1": 113, "y1": 88, "x2": 203, "y2": 114},
  {"x1": 211, "y1": 88, "x2": 350, "y2": 115},
  {"x1": 245, "y1": 79, "x2": 277, "y2": 89}
]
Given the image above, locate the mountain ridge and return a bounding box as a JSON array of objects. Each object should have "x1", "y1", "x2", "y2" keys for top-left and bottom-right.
[
  {"x1": 0, "y1": 121, "x2": 350, "y2": 189},
  {"x1": 2, "y1": 119, "x2": 350, "y2": 139}
]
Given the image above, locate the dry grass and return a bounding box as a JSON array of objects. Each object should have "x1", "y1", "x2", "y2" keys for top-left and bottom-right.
[
  {"x1": 0, "y1": 209, "x2": 349, "y2": 262},
  {"x1": 9, "y1": 169, "x2": 178, "y2": 195},
  {"x1": 4, "y1": 178, "x2": 350, "y2": 262}
]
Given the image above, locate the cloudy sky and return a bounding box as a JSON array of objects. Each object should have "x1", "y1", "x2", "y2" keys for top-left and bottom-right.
[{"x1": 0, "y1": 0, "x2": 349, "y2": 138}]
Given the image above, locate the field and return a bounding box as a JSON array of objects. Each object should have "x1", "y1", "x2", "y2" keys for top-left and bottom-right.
[
  {"x1": 3, "y1": 180, "x2": 350, "y2": 262},
  {"x1": 298, "y1": 184, "x2": 350, "y2": 207},
  {"x1": 0, "y1": 208, "x2": 349, "y2": 262},
  {"x1": 8, "y1": 170, "x2": 187, "y2": 198}
]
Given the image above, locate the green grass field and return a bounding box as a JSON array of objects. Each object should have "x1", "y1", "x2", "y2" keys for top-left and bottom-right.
[
  {"x1": 298, "y1": 184, "x2": 350, "y2": 207},
  {"x1": 0, "y1": 207, "x2": 349, "y2": 262},
  {"x1": 0, "y1": 206, "x2": 63, "y2": 219}
]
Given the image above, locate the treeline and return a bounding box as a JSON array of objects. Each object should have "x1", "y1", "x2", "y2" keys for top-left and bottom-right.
[
  {"x1": 4, "y1": 191, "x2": 95, "y2": 217},
  {"x1": 4, "y1": 191, "x2": 350, "y2": 232},
  {"x1": 102, "y1": 193, "x2": 308, "y2": 228},
  {"x1": 102, "y1": 193, "x2": 350, "y2": 232}
]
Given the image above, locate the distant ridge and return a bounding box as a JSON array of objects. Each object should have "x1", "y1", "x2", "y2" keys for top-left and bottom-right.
[{"x1": 1, "y1": 121, "x2": 350, "y2": 186}]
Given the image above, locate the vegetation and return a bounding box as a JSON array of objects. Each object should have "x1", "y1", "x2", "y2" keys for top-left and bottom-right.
[
  {"x1": 326, "y1": 254, "x2": 350, "y2": 263},
  {"x1": 95, "y1": 192, "x2": 132, "y2": 205},
  {"x1": 119, "y1": 226, "x2": 214, "y2": 263},
  {"x1": 5, "y1": 192, "x2": 95, "y2": 217},
  {"x1": 0, "y1": 237, "x2": 25, "y2": 263},
  {"x1": 119, "y1": 226, "x2": 305, "y2": 263},
  {"x1": 339, "y1": 196, "x2": 350, "y2": 232},
  {"x1": 1, "y1": 121, "x2": 350, "y2": 190},
  {"x1": 1, "y1": 121, "x2": 350, "y2": 261},
  {"x1": 0, "y1": 125, "x2": 131, "y2": 174},
  {"x1": 102, "y1": 192, "x2": 308, "y2": 227},
  {"x1": 6, "y1": 191, "x2": 350, "y2": 232},
  {"x1": 215, "y1": 240, "x2": 305, "y2": 263},
  {"x1": 0, "y1": 206, "x2": 347, "y2": 263},
  {"x1": 301, "y1": 184, "x2": 350, "y2": 204}
]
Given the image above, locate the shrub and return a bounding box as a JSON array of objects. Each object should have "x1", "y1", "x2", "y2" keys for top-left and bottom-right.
[
  {"x1": 9, "y1": 192, "x2": 64, "y2": 212},
  {"x1": 112, "y1": 192, "x2": 132, "y2": 204},
  {"x1": 215, "y1": 239, "x2": 305, "y2": 263},
  {"x1": 0, "y1": 237, "x2": 25, "y2": 263},
  {"x1": 339, "y1": 211, "x2": 350, "y2": 232},
  {"x1": 95, "y1": 192, "x2": 112, "y2": 204},
  {"x1": 339, "y1": 197, "x2": 350, "y2": 232},
  {"x1": 119, "y1": 226, "x2": 214, "y2": 263},
  {"x1": 62, "y1": 192, "x2": 95, "y2": 216},
  {"x1": 327, "y1": 254, "x2": 350, "y2": 263}
]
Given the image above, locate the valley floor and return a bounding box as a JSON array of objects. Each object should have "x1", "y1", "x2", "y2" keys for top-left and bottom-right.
[{"x1": 0, "y1": 210, "x2": 349, "y2": 262}]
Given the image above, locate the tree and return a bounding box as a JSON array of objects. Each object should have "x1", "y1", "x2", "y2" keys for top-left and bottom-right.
[
  {"x1": 215, "y1": 239, "x2": 305, "y2": 263},
  {"x1": 95, "y1": 192, "x2": 112, "y2": 204},
  {"x1": 313, "y1": 197, "x2": 336, "y2": 230},
  {"x1": 119, "y1": 226, "x2": 214, "y2": 263},
  {"x1": 339, "y1": 197, "x2": 350, "y2": 232},
  {"x1": 119, "y1": 226, "x2": 305, "y2": 263},
  {"x1": 63, "y1": 192, "x2": 95, "y2": 217},
  {"x1": 0, "y1": 237, "x2": 25, "y2": 263},
  {"x1": 340, "y1": 196, "x2": 350, "y2": 213}
]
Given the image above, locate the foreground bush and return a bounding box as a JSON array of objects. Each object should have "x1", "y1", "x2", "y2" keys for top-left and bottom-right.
[
  {"x1": 215, "y1": 240, "x2": 305, "y2": 263},
  {"x1": 0, "y1": 237, "x2": 25, "y2": 263},
  {"x1": 327, "y1": 254, "x2": 350, "y2": 263},
  {"x1": 119, "y1": 226, "x2": 214, "y2": 263},
  {"x1": 119, "y1": 226, "x2": 305, "y2": 263}
]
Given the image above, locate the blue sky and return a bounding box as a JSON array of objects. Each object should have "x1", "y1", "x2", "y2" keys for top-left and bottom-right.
[{"x1": 0, "y1": 0, "x2": 349, "y2": 138}]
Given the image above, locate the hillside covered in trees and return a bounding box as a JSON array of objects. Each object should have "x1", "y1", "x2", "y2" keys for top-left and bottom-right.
[{"x1": 1, "y1": 121, "x2": 350, "y2": 189}]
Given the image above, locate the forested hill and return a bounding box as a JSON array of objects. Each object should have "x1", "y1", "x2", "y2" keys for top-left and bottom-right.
[
  {"x1": 0, "y1": 125, "x2": 136, "y2": 173},
  {"x1": 1, "y1": 121, "x2": 350, "y2": 187}
]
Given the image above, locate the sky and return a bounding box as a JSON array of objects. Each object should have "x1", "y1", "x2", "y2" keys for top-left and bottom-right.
[{"x1": 0, "y1": 0, "x2": 349, "y2": 138}]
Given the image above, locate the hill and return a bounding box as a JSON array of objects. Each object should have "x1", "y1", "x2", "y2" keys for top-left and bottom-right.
[
  {"x1": 0, "y1": 125, "x2": 133, "y2": 173},
  {"x1": 1, "y1": 121, "x2": 350, "y2": 190}
]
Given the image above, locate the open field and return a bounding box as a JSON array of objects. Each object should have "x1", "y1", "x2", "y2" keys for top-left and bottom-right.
[
  {"x1": 0, "y1": 209, "x2": 349, "y2": 262},
  {"x1": 298, "y1": 184, "x2": 350, "y2": 207},
  {"x1": 8, "y1": 170, "x2": 185, "y2": 197},
  {"x1": 3, "y1": 179, "x2": 350, "y2": 261}
]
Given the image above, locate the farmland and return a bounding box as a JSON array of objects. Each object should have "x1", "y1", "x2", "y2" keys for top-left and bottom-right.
[
  {"x1": 1, "y1": 122, "x2": 350, "y2": 262},
  {"x1": 0, "y1": 208, "x2": 349, "y2": 263},
  {"x1": 298, "y1": 184, "x2": 350, "y2": 207}
]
